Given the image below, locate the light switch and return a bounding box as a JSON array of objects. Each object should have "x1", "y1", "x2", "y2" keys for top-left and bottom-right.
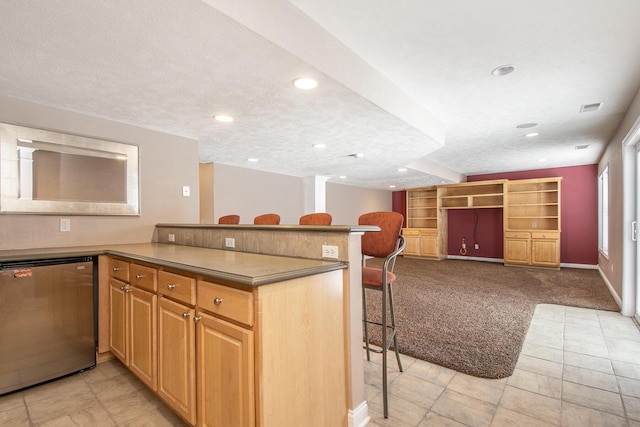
[
  {"x1": 182, "y1": 185, "x2": 190, "y2": 197},
  {"x1": 60, "y1": 218, "x2": 71, "y2": 232}
]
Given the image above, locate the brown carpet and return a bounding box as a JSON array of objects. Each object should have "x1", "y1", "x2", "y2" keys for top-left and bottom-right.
[{"x1": 364, "y1": 257, "x2": 619, "y2": 379}]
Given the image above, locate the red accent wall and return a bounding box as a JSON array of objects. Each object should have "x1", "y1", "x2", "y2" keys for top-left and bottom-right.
[
  {"x1": 393, "y1": 164, "x2": 599, "y2": 265},
  {"x1": 392, "y1": 191, "x2": 407, "y2": 227}
]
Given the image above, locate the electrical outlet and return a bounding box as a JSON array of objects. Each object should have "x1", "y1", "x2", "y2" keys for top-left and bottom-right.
[
  {"x1": 474, "y1": 243, "x2": 479, "y2": 250},
  {"x1": 60, "y1": 218, "x2": 71, "y2": 232},
  {"x1": 225, "y1": 238, "x2": 235, "y2": 248},
  {"x1": 531, "y1": 221, "x2": 538, "y2": 229},
  {"x1": 182, "y1": 185, "x2": 190, "y2": 197},
  {"x1": 322, "y1": 245, "x2": 339, "y2": 259},
  {"x1": 168, "y1": 234, "x2": 175, "y2": 242}
]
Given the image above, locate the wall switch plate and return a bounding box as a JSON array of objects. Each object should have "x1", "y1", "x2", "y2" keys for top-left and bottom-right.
[
  {"x1": 168, "y1": 234, "x2": 175, "y2": 242},
  {"x1": 322, "y1": 245, "x2": 339, "y2": 259},
  {"x1": 225, "y1": 238, "x2": 235, "y2": 248},
  {"x1": 182, "y1": 185, "x2": 190, "y2": 197},
  {"x1": 60, "y1": 218, "x2": 71, "y2": 232}
]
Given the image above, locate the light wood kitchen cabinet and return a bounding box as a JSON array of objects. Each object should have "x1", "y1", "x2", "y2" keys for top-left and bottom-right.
[
  {"x1": 108, "y1": 259, "x2": 157, "y2": 391},
  {"x1": 158, "y1": 296, "x2": 196, "y2": 425},
  {"x1": 402, "y1": 228, "x2": 443, "y2": 259},
  {"x1": 196, "y1": 311, "x2": 254, "y2": 427},
  {"x1": 503, "y1": 231, "x2": 532, "y2": 265}
]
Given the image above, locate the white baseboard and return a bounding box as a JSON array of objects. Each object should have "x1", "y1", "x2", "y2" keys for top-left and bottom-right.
[
  {"x1": 348, "y1": 400, "x2": 370, "y2": 427},
  {"x1": 560, "y1": 262, "x2": 598, "y2": 269},
  {"x1": 597, "y1": 266, "x2": 623, "y2": 311}
]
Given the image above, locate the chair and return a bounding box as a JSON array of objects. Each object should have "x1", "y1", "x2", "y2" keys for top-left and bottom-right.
[
  {"x1": 253, "y1": 213, "x2": 280, "y2": 225},
  {"x1": 299, "y1": 212, "x2": 332, "y2": 225},
  {"x1": 358, "y1": 211, "x2": 406, "y2": 418},
  {"x1": 218, "y1": 214, "x2": 240, "y2": 224}
]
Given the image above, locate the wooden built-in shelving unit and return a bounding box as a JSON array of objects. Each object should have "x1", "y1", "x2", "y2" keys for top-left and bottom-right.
[{"x1": 403, "y1": 177, "x2": 562, "y2": 268}]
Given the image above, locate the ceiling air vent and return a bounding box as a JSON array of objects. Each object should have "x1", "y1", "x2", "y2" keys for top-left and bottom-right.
[
  {"x1": 580, "y1": 102, "x2": 603, "y2": 113},
  {"x1": 575, "y1": 144, "x2": 589, "y2": 150}
]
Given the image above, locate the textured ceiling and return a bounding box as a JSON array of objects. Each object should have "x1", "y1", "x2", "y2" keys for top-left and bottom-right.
[{"x1": 1, "y1": 0, "x2": 640, "y2": 190}]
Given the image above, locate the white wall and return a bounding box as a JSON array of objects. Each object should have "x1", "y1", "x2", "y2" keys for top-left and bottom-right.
[
  {"x1": 213, "y1": 164, "x2": 392, "y2": 225},
  {"x1": 0, "y1": 96, "x2": 200, "y2": 250},
  {"x1": 598, "y1": 85, "x2": 640, "y2": 304}
]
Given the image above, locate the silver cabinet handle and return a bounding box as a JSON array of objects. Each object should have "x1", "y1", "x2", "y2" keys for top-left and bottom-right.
[
  {"x1": 193, "y1": 316, "x2": 202, "y2": 323},
  {"x1": 119, "y1": 285, "x2": 125, "y2": 290},
  {"x1": 214, "y1": 298, "x2": 223, "y2": 305},
  {"x1": 112, "y1": 267, "x2": 120, "y2": 272},
  {"x1": 167, "y1": 284, "x2": 176, "y2": 290},
  {"x1": 125, "y1": 288, "x2": 132, "y2": 294},
  {"x1": 135, "y1": 274, "x2": 143, "y2": 279},
  {"x1": 182, "y1": 312, "x2": 191, "y2": 319}
]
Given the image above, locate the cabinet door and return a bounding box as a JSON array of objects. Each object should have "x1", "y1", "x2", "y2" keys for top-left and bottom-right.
[
  {"x1": 128, "y1": 287, "x2": 157, "y2": 391},
  {"x1": 504, "y1": 238, "x2": 531, "y2": 265},
  {"x1": 157, "y1": 297, "x2": 196, "y2": 425},
  {"x1": 197, "y1": 312, "x2": 254, "y2": 427},
  {"x1": 403, "y1": 234, "x2": 420, "y2": 255},
  {"x1": 420, "y1": 232, "x2": 438, "y2": 257},
  {"x1": 532, "y1": 238, "x2": 560, "y2": 268},
  {"x1": 109, "y1": 278, "x2": 128, "y2": 364}
]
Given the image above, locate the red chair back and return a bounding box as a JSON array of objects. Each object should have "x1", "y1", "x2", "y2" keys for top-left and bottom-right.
[
  {"x1": 218, "y1": 214, "x2": 240, "y2": 224},
  {"x1": 253, "y1": 213, "x2": 280, "y2": 225},
  {"x1": 358, "y1": 212, "x2": 404, "y2": 258},
  {"x1": 299, "y1": 213, "x2": 332, "y2": 225}
]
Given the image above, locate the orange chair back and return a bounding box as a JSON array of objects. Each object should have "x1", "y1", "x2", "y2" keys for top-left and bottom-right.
[
  {"x1": 218, "y1": 214, "x2": 240, "y2": 224},
  {"x1": 299, "y1": 213, "x2": 332, "y2": 225},
  {"x1": 253, "y1": 213, "x2": 280, "y2": 225},
  {"x1": 358, "y1": 211, "x2": 404, "y2": 258}
]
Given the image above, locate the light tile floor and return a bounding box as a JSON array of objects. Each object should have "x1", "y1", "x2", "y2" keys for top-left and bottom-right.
[
  {"x1": 365, "y1": 304, "x2": 640, "y2": 427},
  {"x1": 1, "y1": 304, "x2": 638, "y2": 426}
]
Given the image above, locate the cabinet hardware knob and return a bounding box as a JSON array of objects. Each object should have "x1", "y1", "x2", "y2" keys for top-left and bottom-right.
[
  {"x1": 125, "y1": 288, "x2": 132, "y2": 294},
  {"x1": 167, "y1": 284, "x2": 176, "y2": 290},
  {"x1": 112, "y1": 267, "x2": 120, "y2": 271},
  {"x1": 135, "y1": 274, "x2": 143, "y2": 279},
  {"x1": 120, "y1": 285, "x2": 125, "y2": 290},
  {"x1": 182, "y1": 312, "x2": 191, "y2": 319},
  {"x1": 214, "y1": 298, "x2": 223, "y2": 305},
  {"x1": 194, "y1": 316, "x2": 202, "y2": 323}
]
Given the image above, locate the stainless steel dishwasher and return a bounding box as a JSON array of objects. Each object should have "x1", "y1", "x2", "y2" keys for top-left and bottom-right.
[{"x1": 0, "y1": 256, "x2": 97, "y2": 395}]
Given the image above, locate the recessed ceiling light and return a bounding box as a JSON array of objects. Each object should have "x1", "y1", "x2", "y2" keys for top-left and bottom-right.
[
  {"x1": 538, "y1": 159, "x2": 547, "y2": 162},
  {"x1": 292, "y1": 77, "x2": 318, "y2": 90},
  {"x1": 516, "y1": 123, "x2": 538, "y2": 129},
  {"x1": 525, "y1": 132, "x2": 539, "y2": 137},
  {"x1": 214, "y1": 115, "x2": 233, "y2": 123},
  {"x1": 389, "y1": 185, "x2": 397, "y2": 189},
  {"x1": 339, "y1": 175, "x2": 347, "y2": 179},
  {"x1": 491, "y1": 64, "x2": 516, "y2": 76},
  {"x1": 312, "y1": 143, "x2": 326, "y2": 149},
  {"x1": 247, "y1": 158, "x2": 258, "y2": 162},
  {"x1": 398, "y1": 168, "x2": 408, "y2": 172}
]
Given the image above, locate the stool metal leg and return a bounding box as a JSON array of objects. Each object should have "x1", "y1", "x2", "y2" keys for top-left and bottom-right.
[
  {"x1": 388, "y1": 283, "x2": 403, "y2": 372},
  {"x1": 362, "y1": 287, "x2": 371, "y2": 361}
]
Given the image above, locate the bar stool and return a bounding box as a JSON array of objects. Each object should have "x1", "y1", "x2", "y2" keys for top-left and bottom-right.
[
  {"x1": 299, "y1": 213, "x2": 332, "y2": 225},
  {"x1": 358, "y1": 211, "x2": 406, "y2": 418}
]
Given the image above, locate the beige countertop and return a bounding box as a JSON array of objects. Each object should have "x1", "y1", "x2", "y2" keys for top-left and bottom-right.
[{"x1": 0, "y1": 243, "x2": 347, "y2": 287}]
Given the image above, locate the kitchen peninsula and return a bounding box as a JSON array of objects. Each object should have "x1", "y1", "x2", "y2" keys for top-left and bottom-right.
[{"x1": 0, "y1": 223, "x2": 375, "y2": 427}]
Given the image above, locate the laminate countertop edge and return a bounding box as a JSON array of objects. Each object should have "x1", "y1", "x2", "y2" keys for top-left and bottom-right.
[{"x1": 0, "y1": 243, "x2": 348, "y2": 287}]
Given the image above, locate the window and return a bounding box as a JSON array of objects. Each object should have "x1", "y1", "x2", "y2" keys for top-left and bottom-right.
[{"x1": 598, "y1": 165, "x2": 609, "y2": 256}]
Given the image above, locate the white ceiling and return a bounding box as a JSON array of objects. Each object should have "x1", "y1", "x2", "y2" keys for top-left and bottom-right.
[{"x1": 1, "y1": 0, "x2": 640, "y2": 190}]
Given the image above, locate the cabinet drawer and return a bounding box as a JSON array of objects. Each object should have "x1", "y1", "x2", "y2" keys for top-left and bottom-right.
[
  {"x1": 109, "y1": 258, "x2": 130, "y2": 282},
  {"x1": 402, "y1": 228, "x2": 419, "y2": 236},
  {"x1": 130, "y1": 264, "x2": 158, "y2": 292},
  {"x1": 531, "y1": 231, "x2": 559, "y2": 240},
  {"x1": 197, "y1": 281, "x2": 253, "y2": 326},
  {"x1": 504, "y1": 231, "x2": 531, "y2": 239},
  {"x1": 158, "y1": 271, "x2": 196, "y2": 305}
]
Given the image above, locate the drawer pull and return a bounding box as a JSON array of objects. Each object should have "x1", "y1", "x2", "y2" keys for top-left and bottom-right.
[
  {"x1": 214, "y1": 298, "x2": 223, "y2": 305},
  {"x1": 182, "y1": 312, "x2": 191, "y2": 319},
  {"x1": 194, "y1": 316, "x2": 202, "y2": 323},
  {"x1": 135, "y1": 274, "x2": 143, "y2": 279},
  {"x1": 125, "y1": 288, "x2": 132, "y2": 294},
  {"x1": 112, "y1": 267, "x2": 120, "y2": 272},
  {"x1": 119, "y1": 285, "x2": 125, "y2": 290},
  {"x1": 167, "y1": 284, "x2": 176, "y2": 290}
]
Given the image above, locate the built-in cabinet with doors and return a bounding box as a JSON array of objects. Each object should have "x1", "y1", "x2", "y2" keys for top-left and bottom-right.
[
  {"x1": 403, "y1": 177, "x2": 562, "y2": 268},
  {"x1": 105, "y1": 255, "x2": 346, "y2": 427}
]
